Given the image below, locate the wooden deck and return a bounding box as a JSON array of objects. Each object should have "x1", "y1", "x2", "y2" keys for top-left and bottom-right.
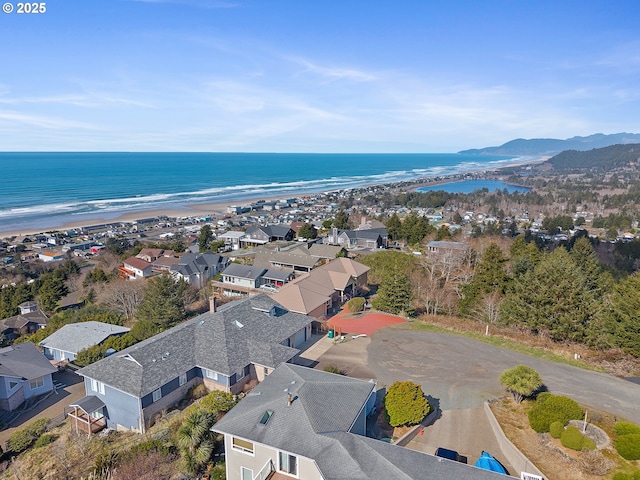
[{"x1": 67, "y1": 411, "x2": 106, "y2": 435}]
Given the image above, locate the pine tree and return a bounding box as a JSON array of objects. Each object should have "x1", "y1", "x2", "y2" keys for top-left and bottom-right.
[
  {"x1": 135, "y1": 274, "x2": 189, "y2": 328},
  {"x1": 197, "y1": 225, "x2": 214, "y2": 253},
  {"x1": 605, "y1": 273, "x2": 640, "y2": 357},
  {"x1": 499, "y1": 248, "x2": 595, "y2": 342},
  {"x1": 372, "y1": 267, "x2": 413, "y2": 315},
  {"x1": 385, "y1": 213, "x2": 402, "y2": 241}
]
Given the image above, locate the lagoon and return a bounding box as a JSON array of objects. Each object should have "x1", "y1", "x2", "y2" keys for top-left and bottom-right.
[{"x1": 418, "y1": 179, "x2": 530, "y2": 194}]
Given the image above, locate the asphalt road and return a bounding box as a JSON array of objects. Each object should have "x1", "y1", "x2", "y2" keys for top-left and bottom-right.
[{"x1": 366, "y1": 326, "x2": 640, "y2": 423}]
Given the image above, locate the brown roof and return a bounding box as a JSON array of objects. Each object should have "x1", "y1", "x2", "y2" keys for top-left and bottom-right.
[
  {"x1": 273, "y1": 284, "x2": 331, "y2": 315},
  {"x1": 123, "y1": 257, "x2": 152, "y2": 271}
]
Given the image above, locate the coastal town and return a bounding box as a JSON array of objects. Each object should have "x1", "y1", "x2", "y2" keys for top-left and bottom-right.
[{"x1": 1, "y1": 145, "x2": 640, "y2": 479}]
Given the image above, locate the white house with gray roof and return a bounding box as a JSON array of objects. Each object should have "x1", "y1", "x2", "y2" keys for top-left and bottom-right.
[
  {"x1": 214, "y1": 363, "x2": 510, "y2": 480},
  {"x1": 39, "y1": 321, "x2": 130, "y2": 363},
  {"x1": 170, "y1": 252, "x2": 229, "y2": 289},
  {"x1": 75, "y1": 295, "x2": 313, "y2": 433}
]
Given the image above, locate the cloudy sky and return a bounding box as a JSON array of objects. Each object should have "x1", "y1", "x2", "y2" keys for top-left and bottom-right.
[{"x1": 1, "y1": 0, "x2": 639, "y2": 152}]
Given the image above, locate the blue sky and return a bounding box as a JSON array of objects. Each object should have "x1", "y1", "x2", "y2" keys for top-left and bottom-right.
[{"x1": 1, "y1": 0, "x2": 639, "y2": 152}]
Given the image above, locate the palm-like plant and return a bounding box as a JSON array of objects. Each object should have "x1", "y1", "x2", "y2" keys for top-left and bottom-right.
[{"x1": 176, "y1": 408, "x2": 216, "y2": 476}]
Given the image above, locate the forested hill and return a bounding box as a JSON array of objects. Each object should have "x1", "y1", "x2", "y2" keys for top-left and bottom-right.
[
  {"x1": 544, "y1": 143, "x2": 640, "y2": 173},
  {"x1": 459, "y1": 133, "x2": 640, "y2": 156}
]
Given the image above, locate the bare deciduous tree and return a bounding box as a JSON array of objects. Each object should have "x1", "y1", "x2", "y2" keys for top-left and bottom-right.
[{"x1": 98, "y1": 279, "x2": 144, "y2": 322}]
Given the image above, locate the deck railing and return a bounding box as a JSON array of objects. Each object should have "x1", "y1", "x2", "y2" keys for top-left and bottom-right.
[{"x1": 253, "y1": 458, "x2": 275, "y2": 480}]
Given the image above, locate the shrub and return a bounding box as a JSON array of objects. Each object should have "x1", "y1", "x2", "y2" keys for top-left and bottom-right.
[
  {"x1": 499, "y1": 365, "x2": 543, "y2": 403},
  {"x1": 199, "y1": 391, "x2": 237, "y2": 414},
  {"x1": 528, "y1": 394, "x2": 583, "y2": 433},
  {"x1": 384, "y1": 381, "x2": 431, "y2": 427},
  {"x1": 614, "y1": 421, "x2": 640, "y2": 436},
  {"x1": 615, "y1": 434, "x2": 640, "y2": 460},
  {"x1": 323, "y1": 365, "x2": 346, "y2": 375},
  {"x1": 549, "y1": 421, "x2": 564, "y2": 439},
  {"x1": 613, "y1": 471, "x2": 640, "y2": 480},
  {"x1": 577, "y1": 449, "x2": 608, "y2": 476},
  {"x1": 187, "y1": 384, "x2": 208, "y2": 400},
  {"x1": 33, "y1": 434, "x2": 55, "y2": 449},
  {"x1": 7, "y1": 417, "x2": 50, "y2": 454},
  {"x1": 561, "y1": 426, "x2": 591, "y2": 451},
  {"x1": 347, "y1": 297, "x2": 365, "y2": 313}
]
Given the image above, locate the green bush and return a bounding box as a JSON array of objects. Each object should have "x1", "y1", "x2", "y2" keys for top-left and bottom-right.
[
  {"x1": 199, "y1": 391, "x2": 237, "y2": 414},
  {"x1": 613, "y1": 470, "x2": 640, "y2": 480},
  {"x1": 549, "y1": 421, "x2": 564, "y2": 439},
  {"x1": 323, "y1": 365, "x2": 346, "y2": 375},
  {"x1": 7, "y1": 417, "x2": 50, "y2": 454},
  {"x1": 614, "y1": 421, "x2": 640, "y2": 436},
  {"x1": 347, "y1": 297, "x2": 365, "y2": 313},
  {"x1": 384, "y1": 381, "x2": 431, "y2": 427},
  {"x1": 34, "y1": 434, "x2": 55, "y2": 448},
  {"x1": 528, "y1": 394, "x2": 583, "y2": 433},
  {"x1": 561, "y1": 425, "x2": 594, "y2": 451},
  {"x1": 615, "y1": 434, "x2": 640, "y2": 460}
]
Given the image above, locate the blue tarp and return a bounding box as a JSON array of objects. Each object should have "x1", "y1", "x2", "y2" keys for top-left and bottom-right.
[{"x1": 475, "y1": 451, "x2": 507, "y2": 474}]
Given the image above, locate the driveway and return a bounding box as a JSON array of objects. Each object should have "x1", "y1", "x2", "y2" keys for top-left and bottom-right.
[
  {"x1": 314, "y1": 324, "x2": 640, "y2": 470},
  {"x1": 0, "y1": 369, "x2": 86, "y2": 447}
]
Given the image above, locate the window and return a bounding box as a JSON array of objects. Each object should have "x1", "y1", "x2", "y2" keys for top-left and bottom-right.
[
  {"x1": 90, "y1": 379, "x2": 105, "y2": 395},
  {"x1": 179, "y1": 373, "x2": 187, "y2": 386},
  {"x1": 232, "y1": 437, "x2": 254, "y2": 454},
  {"x1": 259, "y1": 410, "x2": 273, "y2": 425},
  {"x1": 278, "y1": 452, "x2": 298, "y2": 476},
  {"x1": 152, "y1": 388, "x2": 162, "y2": 402},
  {"x1": 263, "y1": 367, "x2": 270, "y2": 376},
  {"x1": 241, "y1": 467, "x2": 253, "y2": 480},
  {"x1": 204, "y1": 369, "x2": 218, "y2": 381},
  {"x1": 8, "y1": 380, "x2": 18, "y2": 390},
  {"x1": 237, "y1": 368, "x2": 245, "y2": 379},
  {"x1": 29, "y1": 376, "x2": 44, "y2": 389}
]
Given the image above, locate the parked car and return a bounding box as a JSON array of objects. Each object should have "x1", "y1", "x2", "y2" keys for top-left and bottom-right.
[
  {"x1": 435, "y1": 447, "x2": 464, "y2": 463},
  {"x1": 259, "y1": 284, "x2": 278, "y2": 292}
]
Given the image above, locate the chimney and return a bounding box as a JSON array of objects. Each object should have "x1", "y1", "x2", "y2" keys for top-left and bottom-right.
[
  {"x1": 287, "y1": 392, "x2": 292, "y2": 407},
  {"x1": 209, "y1": 297, "x2": 217, "y2": 313}
]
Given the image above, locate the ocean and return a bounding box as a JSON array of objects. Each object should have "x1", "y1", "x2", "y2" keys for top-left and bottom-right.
[{"x1": 0, "y1": 152, "x2": 521, "y2": 233}]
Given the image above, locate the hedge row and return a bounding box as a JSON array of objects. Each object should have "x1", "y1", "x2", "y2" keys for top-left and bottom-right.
[{"x1": 7, "y1": 417, "x2": 50, "y2": 454}]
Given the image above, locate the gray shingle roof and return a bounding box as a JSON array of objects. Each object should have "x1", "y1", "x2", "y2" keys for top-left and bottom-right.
[
  {"x1": 222, "y1": 264, "x2": 267, "y2": 280},
  {"x1": 77, "y1": 295, "x2": 311, "y2": 398},
  {"x1": 39, "y1": 321, "x2": 130, "y2": 355},
  {"x1": 214, "y1": 364, "x2": 508, "y2": 480},
  {"x1": 0, "y1": 343, "x2": 57, "y2": 380},
  {"x1": 70, "y1": 395, "x2": 105, "y2": 414}
]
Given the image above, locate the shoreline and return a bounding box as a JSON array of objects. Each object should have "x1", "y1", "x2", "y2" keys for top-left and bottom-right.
[{"x1": 0, "y1": 156, "x2": 548, "y2": 239}]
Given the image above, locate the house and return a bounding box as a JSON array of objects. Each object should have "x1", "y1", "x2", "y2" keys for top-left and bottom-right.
[
  {"x1": 219, "y1": 231, "x2": 246, "y2": 251},
  {"x1": 136, "y1": 248, "x2": 176, "y2": 263},
  {"x1": 426, "y1": 241, "x2": 469, "y2": 261},
  {"x1": 241, "y1": 225, "x2": 295, "y2": 247},
  {"x1": 170, "y1": 252, "x2": 229, "y2": 289},
  {"x1": 0, "y1": 343, "x2": 57, "y2": 412},
  {"x1": 325, "y1": 227, "x2": 388, "y2": 249},
  {"x1": 253, "y1": 246, "x2": 320, "y2": 273},
  {"x1": 75, "y1": 295, "x2": 313, "y2": 433},
  {"x1": 0, "y1": 301, "x2": 49, "y2": 340},
  {"x1": 273, "y1": 257, "x2": 369, "y2": 318},
  {"x1": 38, "y1": 251, "x2": 64, "y2": 262},
  {"x1": 213, "y1": 363, "x2": 506, "y2": 480},
  {"x1": 220, "y1": 264, "x2": 267, "y2": 295},
  {"x1": 118, "y1": 256, "x2": 154, "y2": 280},
  {"x1": 39, "y1": 321, "x2": 130, "y2": 363}
]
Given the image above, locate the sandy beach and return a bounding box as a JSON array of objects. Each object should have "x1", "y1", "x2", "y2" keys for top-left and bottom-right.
[{"x1": 0, "y1": 156, "x2": 548, "y2": 240}]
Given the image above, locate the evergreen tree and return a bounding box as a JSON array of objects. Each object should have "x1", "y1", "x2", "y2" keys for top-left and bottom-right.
[
  {"x1": 459, "y1": 243, "x2": 508, "y2": 318},
  {"x1": 372, "y1": 266, "x2": 413, "y2": 315},
  {"x1": 385, "y1": 213, "x2": 402, "y2": 241},
  {"x1": 333, "y1": 209, "x2": 351, "y2": 229},
  {"x1": 509, "y1": 236, "x2": 540, "y2": 278},
  {"x1": 569, "y1": 237, "x2": 605, "y2": 296},
  {"x1": 135, "y1": 274, "x2": 190, "y2": 328},
  {"x1": 384, "y1": 381, "x2": 431, "y2": 427},
  {"x1": 604, "y1": 273, "x2": 640, "y2": 357},
  {"x1": 297, "y1": 223, "x2": 317, "y2": 239},
  {"x1": 197, "y1": 225, "x2": 214, "y2": 253},
  {"x1": 499, "y1": 248, "x2": 595, "y2": 342}
]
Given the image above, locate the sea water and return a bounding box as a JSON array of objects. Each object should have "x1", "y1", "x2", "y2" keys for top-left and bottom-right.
[{"x1": 0, "y1": 152, "x2": 519, "y2": 232}]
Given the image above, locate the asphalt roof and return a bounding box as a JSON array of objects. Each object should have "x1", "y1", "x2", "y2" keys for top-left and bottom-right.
[
  {"x1": 214, "y1": 364, "x2": 510, "y2": 480},
  {"x1": 78, "y1": 295, "x2": 312, "y2": 398},
  {"x1": 39, "y1": 321, "x2": 130, "y2": 355},
  {"x1": 0, "y1": 343, "x2": 57, "y2": 380},
  {"x1": 222, "y1": 263, "x2": 267, "y2": 281}
]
